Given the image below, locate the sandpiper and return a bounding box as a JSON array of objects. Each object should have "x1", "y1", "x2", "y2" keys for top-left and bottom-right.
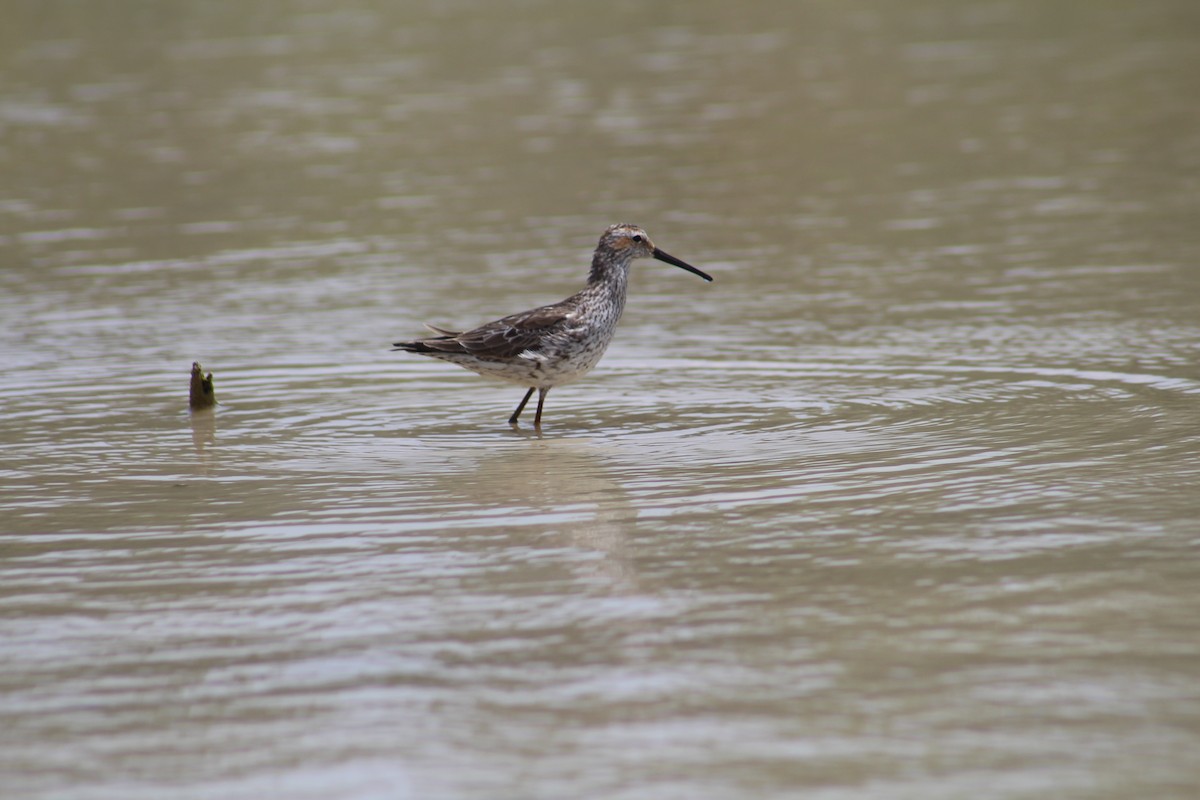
[{"x1": 392, "y1": 223, "x2": 712, "y2": 428}]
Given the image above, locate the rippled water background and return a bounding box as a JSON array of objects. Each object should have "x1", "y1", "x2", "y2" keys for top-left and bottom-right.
[{"x1": 3, "y1": 2, "x2": 1199, "y2": 798}]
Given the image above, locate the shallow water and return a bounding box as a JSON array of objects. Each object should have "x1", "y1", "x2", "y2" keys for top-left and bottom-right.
[{"x1": 3, "y1": 2, "x2": 1200, "y2": 798}]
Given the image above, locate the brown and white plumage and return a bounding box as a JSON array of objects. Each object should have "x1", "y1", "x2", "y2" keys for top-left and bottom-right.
[{"x1": 392, "y1": 223, "x2": 712, "y2": 428}]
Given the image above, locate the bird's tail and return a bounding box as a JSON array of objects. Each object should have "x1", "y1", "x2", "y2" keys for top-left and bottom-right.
[
  {"x1": 392, "y1": 323, "x2": 463, "y2": 352},
  {"x1": 391, "y1": 340, "x2": 426, "y2": 353}
]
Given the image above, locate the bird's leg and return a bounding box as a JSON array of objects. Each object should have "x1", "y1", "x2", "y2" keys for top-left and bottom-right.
[
  {"x1": 533, "y1": 387, "x2": 549, "y2": 428},
  {"x1": 509, "y1": 387, "x2": 536, "y2": 425}
]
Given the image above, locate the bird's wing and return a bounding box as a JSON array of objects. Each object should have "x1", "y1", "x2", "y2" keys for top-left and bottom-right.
[
  {"x1": 402, "y1": 301, "x2": 575, "y2": 361},
  {"x1": 451, "y1": 303, "x2": 574, "y2": 360}
]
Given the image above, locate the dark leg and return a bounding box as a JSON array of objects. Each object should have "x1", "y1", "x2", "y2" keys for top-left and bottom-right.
[
  {"x1": 533, "y1": 387, "x2": 549, "y2": 428},
  {"x1": 509, "y1": 387, "x2": 536, "y2": 425}
]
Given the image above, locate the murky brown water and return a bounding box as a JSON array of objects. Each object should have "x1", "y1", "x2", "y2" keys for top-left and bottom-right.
[{"x1": 3, "y1": 2, "x2": 1199, "y2": 798}]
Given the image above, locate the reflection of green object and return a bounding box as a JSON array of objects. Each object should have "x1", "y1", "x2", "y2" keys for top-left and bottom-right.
[{"x1": 189, "y1": 362, "x2": 216, "y2": 409}]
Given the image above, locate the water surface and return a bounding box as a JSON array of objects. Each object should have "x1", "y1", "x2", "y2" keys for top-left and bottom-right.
[{"x1": 2, "y1": 2, "x2": 1199, "y2": 798}]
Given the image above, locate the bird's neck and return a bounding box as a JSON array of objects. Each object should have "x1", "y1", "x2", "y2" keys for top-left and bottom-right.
[
  {"x1": 587, "y1": 253, "x2": 632, "y2": 287},
  {"x1": 582, "y1": 256, "x2": 630, "y2": 320}
]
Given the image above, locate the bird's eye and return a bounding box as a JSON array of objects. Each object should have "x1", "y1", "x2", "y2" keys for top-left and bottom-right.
[{"x1": 632, "y1": 235, "x2": 643, "y2": 242}]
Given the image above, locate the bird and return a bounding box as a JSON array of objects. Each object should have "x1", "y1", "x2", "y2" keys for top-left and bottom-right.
[{"x1": 392, "y1": 223, "x2": 712, "y2": 428}]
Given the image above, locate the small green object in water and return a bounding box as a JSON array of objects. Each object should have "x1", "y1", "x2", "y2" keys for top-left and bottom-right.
[{"x1": 189, "y1": 362, "x2": 216, "y2": 409}]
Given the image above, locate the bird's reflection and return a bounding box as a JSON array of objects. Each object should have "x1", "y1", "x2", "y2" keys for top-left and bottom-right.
[{"x1": 433, "y1": 436, "x2": 640, "y2": 591}]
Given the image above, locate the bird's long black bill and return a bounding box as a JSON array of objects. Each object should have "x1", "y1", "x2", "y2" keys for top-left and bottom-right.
[{"x1": 653, "y1": 247, "x2": 713, "y2": 282}]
